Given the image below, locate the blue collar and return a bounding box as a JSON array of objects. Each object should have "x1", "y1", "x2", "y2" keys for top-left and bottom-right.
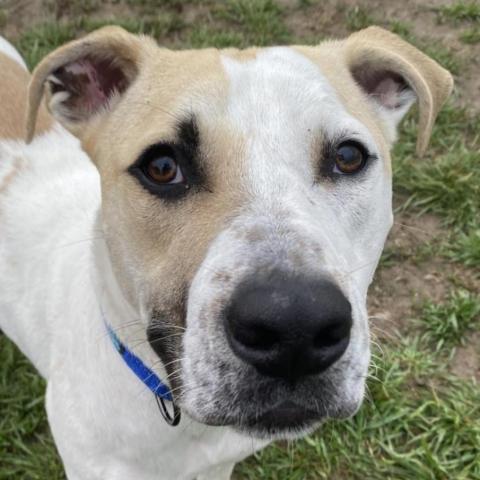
[
  {"x1": 105, "y1": 321, "x2": 181, "y2": 426},
  {"x1": 96, "y1": 241, "x2": 180, "y2": 425},
  {"x1": 105, "y1": 322, "x2": 173, "y2": 401}
]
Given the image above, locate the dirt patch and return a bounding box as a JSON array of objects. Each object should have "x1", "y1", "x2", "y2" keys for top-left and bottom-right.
[
  {"x1": 368, "y1": 206, "x2": 480, "y2": 339},
  {"x1": 367, "y1": 203, "x2": 480, "y2": 381},
  {"x1": 451, "y1": 332, "x2": 480, "y2": 382},
  {"x1": 368, "y1": 209, "x2": 445, "y2": 336}
]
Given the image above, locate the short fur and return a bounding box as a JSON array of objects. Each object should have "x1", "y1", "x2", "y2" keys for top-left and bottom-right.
[
  {"x1": 0, "y1": 27, "x2": 452, "y2": 479},
  {"x1": 0, "y1": 52, "x2": 52, "y2": 140}
]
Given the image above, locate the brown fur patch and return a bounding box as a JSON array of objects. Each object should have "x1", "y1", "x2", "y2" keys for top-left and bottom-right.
[{"x1": 0, "y1": 53, "x2": 53, "y2": 141}]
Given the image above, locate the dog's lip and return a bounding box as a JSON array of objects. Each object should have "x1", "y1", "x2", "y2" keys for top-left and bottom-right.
[
  {"x1": 244, "y1": 400, "x2": 321, "y2": 429},
  {"x1": 190, "y1": 400, "x2": 322, "y2": 431}
]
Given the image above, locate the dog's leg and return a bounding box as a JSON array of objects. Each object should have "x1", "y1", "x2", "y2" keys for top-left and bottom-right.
[{"x1": 196, "y1": 462, "x2": 235, "y2": 480}]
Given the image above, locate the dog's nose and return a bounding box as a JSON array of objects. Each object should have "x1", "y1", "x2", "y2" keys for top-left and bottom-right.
[{"x1": 224, "y1": 271, "x2": 352, "y2": 381}]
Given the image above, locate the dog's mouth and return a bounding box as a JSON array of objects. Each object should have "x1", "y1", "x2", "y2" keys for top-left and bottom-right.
[
  {"x1": 239, "y1": 400, "x2": 323, "y2": 436},
  {"x1": 188, "y1": 398, "x2": 326, "y2": 439}
]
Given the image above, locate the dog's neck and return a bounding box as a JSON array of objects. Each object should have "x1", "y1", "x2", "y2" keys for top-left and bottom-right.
[{"x1": 91, "y1": 220, "x2": 173, "y2": 395}]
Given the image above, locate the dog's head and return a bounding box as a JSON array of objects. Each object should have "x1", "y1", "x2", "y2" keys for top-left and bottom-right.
[{"x1": 27, "y1": 26, "x2": 452, "y2": 439}]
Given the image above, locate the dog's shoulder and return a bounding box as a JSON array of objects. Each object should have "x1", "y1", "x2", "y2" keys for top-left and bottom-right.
[
  {"x1": 0, "y1": 128, "x2": 100, "y2": 375},
  {"x1": 0, "y1": 126, "x2": 99, "y2": 225}
]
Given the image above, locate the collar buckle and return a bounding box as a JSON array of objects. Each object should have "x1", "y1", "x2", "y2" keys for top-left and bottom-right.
[{"x1": 156, "y1": 394, "x2": 181, "y2": 426}]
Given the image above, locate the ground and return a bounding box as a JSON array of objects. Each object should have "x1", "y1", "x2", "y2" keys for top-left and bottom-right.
[{"x1": 0, "y1": 1, "x2": 479, "y2": 479}]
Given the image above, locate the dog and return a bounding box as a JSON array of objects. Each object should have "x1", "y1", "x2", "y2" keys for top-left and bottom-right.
[{"x1": 0, "y1": 26, "x2": 452, "y2": 479}]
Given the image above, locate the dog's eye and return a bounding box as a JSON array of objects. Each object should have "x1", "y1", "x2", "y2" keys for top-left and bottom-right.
[
  {"x1": 334, "y1": 142, "x2": 367, "y2": 175},
  {"x1": 129, "y1": 143, "x2": 192, "y2": 200},
  {"x1": 143, "y1": 147, "x2": 184, "y2": 185}
]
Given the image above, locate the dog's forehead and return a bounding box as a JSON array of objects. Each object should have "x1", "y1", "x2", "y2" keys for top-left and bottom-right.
[
  {"x1": 210, "y1": 47, "x2": 383, "y2": 183},
  {"x1": 138, "y1": 45, "x2": 379, "y2": 138},
  {"x1": 201, "y1": 46, "x2": 385, "y2": 163},
  {"x1": 218, "y1": 47, "x2": 360, "y2": 149},
  {"x1": 220, "y1": 47, "x2": 341, "y2": 117}
]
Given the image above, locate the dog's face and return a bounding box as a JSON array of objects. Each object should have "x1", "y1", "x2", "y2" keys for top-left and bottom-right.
[{"x1": 28, "y1": 26, "x2": 452, "y2": 439}]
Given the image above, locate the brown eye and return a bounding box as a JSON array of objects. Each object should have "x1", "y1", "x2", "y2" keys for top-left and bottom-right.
[
  {"x1": 146, "y1": 155, "x2": 183, "y2": 184},
  {"x1": 130, "y1": 142, "x2": 193, "y2": 200},
  {"x1": 334, "y1": 142, "x2": 367, "y2": 174}
]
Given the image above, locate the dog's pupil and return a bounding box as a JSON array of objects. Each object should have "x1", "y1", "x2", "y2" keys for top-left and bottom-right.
[
  {"x1": 336, "y1": 145, "x2": 363, "y2": 173},
  {"x1": 148, "y1": 157, "x2": 177, "y2": 183}
]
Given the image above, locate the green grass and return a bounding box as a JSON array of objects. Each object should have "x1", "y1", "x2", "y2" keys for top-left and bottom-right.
[
  {"x1": 395, "y1": 147, "x2": 479, "y2": 230},
  {"x1": 421, "y1": 43, "x2": 462, "y2": 75},
  {"x1": 0, "y1": 9, "x2": 7, "y2": 29},
  {"x1": 460, "y1": 26, "x2": 480, "y2": 43},
  {"x1": 188, "y1": 25, "x2": 245, "y2": 49},
  {"x1": 16, "y1": 24, "x2": 76, "y2": 71},
  {"x1": 437, "y1": 1, "x2": 480, "y2": 43},
  {"x1": 0, "y1": 337, "x2": 64, "y2": 480},
  {"x1": 447, "y1": 229, "x2": 480, "y2": 268},
  {"x1": 13, "y1": 0, "x2": 291, "y2": 69},
  {"x1": 438, "y1": 1, "x2": 480, "y2": 23},
  {"x1": 214, "y1": 0, "x2": 291, "y2": 46},
  {"x1": 417, "y1": 290, "x2": 480, "y2": 353},
  {"x1": 392, "y1": 102, "x2": 480, "y2": 270},
  {"x1": 2, "y1": 1, "x2": 480, "y2": 479},
  {"x1": 345, "y1": 6, "x2": 376, "y2": 31},
  {"x1": 16, "y1": 14, "x2": 186, "y2": 70}
]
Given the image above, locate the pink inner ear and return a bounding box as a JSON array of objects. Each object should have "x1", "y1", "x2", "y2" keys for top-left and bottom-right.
[
  {"x1": 351, "y1": 67, "x2": 410, "y2": 110},
  {"x1": 373, "y1": 77, "x2": 404, "y2": 109},
  {"x1": 65, "y1": 59, "x2": 109, "y2": 111},
  {"x1": 52, "y1": 56, "x2": 129, "y2": 120}
]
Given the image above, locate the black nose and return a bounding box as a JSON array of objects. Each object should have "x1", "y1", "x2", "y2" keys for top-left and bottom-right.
[{"x1": 224, "y1": 271, "x2": 352, "y2": 381}]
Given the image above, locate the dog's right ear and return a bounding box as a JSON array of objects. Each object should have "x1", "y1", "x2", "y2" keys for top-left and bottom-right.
[{"x1": 26, "y1": 26, "x2": 146, "y2": 142}]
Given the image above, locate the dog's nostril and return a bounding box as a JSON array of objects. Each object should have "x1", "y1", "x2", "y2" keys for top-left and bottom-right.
[
  {"x1": 313, "y1": 320, "x2": 350, "y2": 349},
  {"x1": 232, "y1": 323, "x2": 280, "y2": 350}
]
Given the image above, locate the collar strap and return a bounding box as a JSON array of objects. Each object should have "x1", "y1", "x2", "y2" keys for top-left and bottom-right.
[{"x1": 105, "y1": 322, "x2": 173, "y2": 402}]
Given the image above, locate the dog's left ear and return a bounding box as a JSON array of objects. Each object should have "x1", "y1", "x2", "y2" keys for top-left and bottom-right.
[
  {"x1": 345, "y1": 26, "x2": 453, "y2": 156},
  {"x1": 26, "y1": 26, "x2": 147, "y2": 142}
]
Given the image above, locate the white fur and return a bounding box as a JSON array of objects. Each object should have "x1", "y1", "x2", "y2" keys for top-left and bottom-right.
[
  {"x1": 0, "y1": 36, "x2": 27, "y2": 69},
  {"x1": 0, "y1": 44, "x2": 405, "y2": 479}
]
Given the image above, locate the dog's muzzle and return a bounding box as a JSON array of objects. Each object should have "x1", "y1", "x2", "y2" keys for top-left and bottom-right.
[{"x1": 179, "y1": 262, "x2": 364, "y2": 438}]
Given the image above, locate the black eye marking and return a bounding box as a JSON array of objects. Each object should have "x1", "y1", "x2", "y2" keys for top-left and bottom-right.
[
  {"x1": 318, "y1": 137, "x2": 377, "y2": 180},
  {"x1": 129, "y1": 117, "x2": 206, "y2": 200}
]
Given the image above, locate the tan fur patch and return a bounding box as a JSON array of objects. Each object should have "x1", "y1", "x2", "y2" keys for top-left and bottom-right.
[
  {"x1": 76, "y1": 45, "x2": 248, "y2": 318},
  {"x1": 0, "y1": 155, "x2": 25, "y2": 196},
  {"x1": 222, "y1": 48, "x2": 259, "y2": 62},
  {"x1": 0, "y1": 53, "x2": 52, "y2": 141}
]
